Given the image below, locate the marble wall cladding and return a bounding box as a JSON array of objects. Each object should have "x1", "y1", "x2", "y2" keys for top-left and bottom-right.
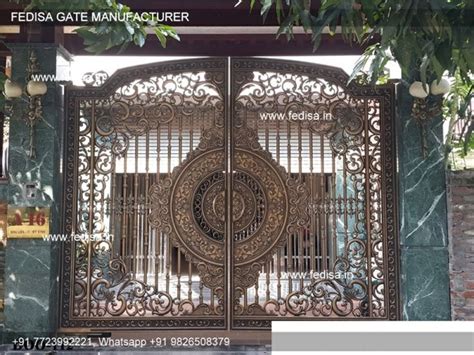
[
  {"x1": 400, "y1": 247, "x2": 451, "y2": 320},
  {"x1": 397, "y1": 83, "x2": 451, "y2": 320},
  {"x1": 397, "y1": 89, "x2": 448, "y2": 248},
  {"x1": 3, "y1": 44, "x2": 65, "y2": 339},
  {"x1": 7, "y1": 45, "x2": 62, "y2": 208},
  {"x1": 4, "y1": 240, "x2": 54, "y2": 333}
]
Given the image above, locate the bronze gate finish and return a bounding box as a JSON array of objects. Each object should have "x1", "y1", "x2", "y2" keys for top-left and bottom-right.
[{"x1": 61, "y1": 58, "x2": 399, "y2": 330}]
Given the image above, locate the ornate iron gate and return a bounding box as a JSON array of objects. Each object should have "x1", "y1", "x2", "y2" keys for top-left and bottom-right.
[{"x1": 60, "y1": 58, "x2": 399, "y2": 330}]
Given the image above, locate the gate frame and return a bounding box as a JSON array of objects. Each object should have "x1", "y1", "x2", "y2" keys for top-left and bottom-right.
[{"x1": 59, "y1": 57, "x2": 400, "y2": 332}]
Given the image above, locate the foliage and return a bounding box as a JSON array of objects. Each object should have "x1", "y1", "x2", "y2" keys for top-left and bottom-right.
[
  {"x1": 250, "y1": 0, "x2": 474, "y2": 159},
  {"x1": 2, "y1": 0, "x2": 178, "y2": 121},
  {"x1": 9, "y1": 0, "x2": 179, "y2": 53},
  {"x1": 445, "y1": 70, "x2": 473, "y2": 168},
  {"x1": 251, "y1": 0, "x2": 473, "y2": 85},
  {"x1": 2, "y1": 0, "x2": 472, "y2": 158}
]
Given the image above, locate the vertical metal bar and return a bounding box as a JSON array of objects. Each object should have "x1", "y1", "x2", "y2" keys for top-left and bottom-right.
[
  {"x1": 188, "y1": 115, "x2": 194, "y2": 302},
  {"x1": 298, "y1": 124, "x2": 304, "y2": 289},
  {"x1": 277, "y1": 248, "x2": 282, "y2": 300},
  {"x1": 86, "y1": 101, "x2": 96, "y2": 317},
  {"x1": 299, "y1": 231, "x2": 304, "y2": 288},
  {"x1": 166, "y1": 122, "x2": 172, "y2": 294},
  {"x1": 287, "y1": 121, "x2": 293, "y2": 292},
  {"x1": 331, "y1": 151, "x2": 337, "y2": 267},
  {"x1": 199, "y1": 280, "x2": 204, "y2": 305},
  {"x1": 143, "y1": 130, "x2": 150, "y2": 284},
  {"x1": 190, "y1": 113, "x2": 194, "y2": 151},
  {"x1": 276, "y1": 120, "x2": 281, "y2": 164},
  {"x1": 343, "y1": 154, "x2": 349, "y2": 258},
  {"x1": 265, "y1": 261, "x2": 270, "y2": 302},
  {"x1": 226, "y1": 58, "x2": 233, "y2": 330},
  {"x1": 244, "y1": 288, "x2": 248, "y2": 310},
  {"x1": 287, "y1": 121, "x2": 292, "y2": 175},
  {"x1": 201, "y1": 110, "x2": 205, "y2": 134},
  {"x1": 265, "y1": 119, "x2": 269, "y2": 152},
  {"x1": 309, "y1": 130, "x2": 315, "y2": 272},
  {"x1": 364, "y1": 99, "x2": 373, "y2": 317},
  {"x1": 320, "y1": 134, "x2": 327, "y2": 271},
  {"x1": 121, "y1": 148, "x2": 129, "y2": 268},
  {"x1": 132, "y1": 136, "x2": 139, "y2": 279},
  {"x1": 166, "y1": 237, "x2": 171, "y2": 294},
  {"x1": 273, "y1": 119, "x2": 282, "y2": 292},
  {"x1": 178, "y1": 114, "x2": 183, "y2": 163},
  {"x1": 255, "y1": 272, "x2": 259, "y2": 304},
  {"x1": 110, "y1": 156, "x2": 117, "y2": 254},
  {"x1": 177, "y1": 248, "x2": 181, "y2": 300},
  {"x1": 156, "y1": 126, "x2": 161, "y2": 182},
  {"x1": 99, "y1": 183, "x2": 106, "y2": 238},
  {"x1": 211, "y1": 289, "x2": 215, "y2": 312},
  {"x1": 276, "y1": 120, "x2": 283, "y2": 290},
  {"x1": 293, "y1": 233, "x2": 297, "y2": 273},
  {"x1": 167, "y1": 122, "x2": 172, "y2": 177},
  {"x1": 316, "y1": 174, "x2": 321, "y2": 272},
  {"x1": 175, "y1": 115, "x2": 183, "y2": 299},
  {"x1": 298, "y1": 124, "x2": 302, "y2": 181},
  {"x1": 188, "y1": 260, "x2": 193, "y2": 301},
  {"x1": 155, "y1": 125, "x2": 161, "y2": 288}
]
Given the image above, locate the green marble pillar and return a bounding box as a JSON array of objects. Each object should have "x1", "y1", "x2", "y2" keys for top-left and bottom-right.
[
  {"x1": 397, "y1": 81, "x2": 451, "y2": 320},
  {"x1": 2, "y1": 44, "x2": 69, "y2": 340}
]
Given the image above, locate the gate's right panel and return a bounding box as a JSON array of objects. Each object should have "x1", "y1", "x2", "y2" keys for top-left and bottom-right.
[{"x1": 231, "y1": 58, "x2": 399, "y2": 328}]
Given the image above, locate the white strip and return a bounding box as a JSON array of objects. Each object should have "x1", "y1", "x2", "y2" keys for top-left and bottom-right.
[
  {"x1": 275, "y1": 352, "x2": 474, "y2": 355},
  {"x1": 64, "y1": 26, "x2": 341, "y2": 35},
  {"x1": 272, "y1": 321, "x2": 474, "y2": 332}
]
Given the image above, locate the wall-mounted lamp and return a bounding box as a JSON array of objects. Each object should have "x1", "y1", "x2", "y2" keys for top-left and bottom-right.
[
  {"x1": 409, "y1": 78, "x2": 450, "y2": 157},
  {"x1": 3, "y1": 50, "x2": 47, "y2": 159}
]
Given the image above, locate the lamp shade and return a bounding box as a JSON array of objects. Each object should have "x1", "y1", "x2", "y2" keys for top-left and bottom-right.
[
  {"x1": 4, "y1": 79, "x2": 23, "y2": 98},
  {"x1": 409, "y1": 81, "x2": 429, "y2": 99},
  {"x1": 431, "y1": 78, "x2": 450, "y2": 95},
  {"x1": 27, "y1": 80, "x2": 47, "y2": 96}
]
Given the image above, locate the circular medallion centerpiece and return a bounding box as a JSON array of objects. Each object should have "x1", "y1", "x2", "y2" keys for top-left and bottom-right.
[
  {"x1": 193, "y1": 170, "x2": 265, "y2": 242},
  {"x1": 150, "y1": 144, "x2": 291, "y2": 271}
]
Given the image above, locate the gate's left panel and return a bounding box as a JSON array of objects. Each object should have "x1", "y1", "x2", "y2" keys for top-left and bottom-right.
[{"x1": 60, "y1": 59, "x2": 227, "y2": 330}]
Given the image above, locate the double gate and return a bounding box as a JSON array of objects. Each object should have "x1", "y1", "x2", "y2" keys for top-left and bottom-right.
[{"x1": 60, "y1": 58, "x2": 399, "y2": 330}]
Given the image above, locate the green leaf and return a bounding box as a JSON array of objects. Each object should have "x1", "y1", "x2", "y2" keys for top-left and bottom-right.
[
  {"x1": 320, "y1": 0, "x2": 341, "y2": 12},
  {"x1": 367, "y1": 46, "x2": 388, "y2": 84},
  {"x1": 275, "y1": 0, "x2": 283, "y2": 22},
  {"x1": 300, "y1": 10, "x2": 312, "y2": 31},
  {"x1": 431, "y1": 56, "x2": 445, "y2": 80},
  {"x1": 74, "y1": 27, "x2": 99, "y2": 45},
  {"x1": 124, "y1": 22, "x2": 135, "y2": 35},
  {"x1": 155, "y1": 28, "x2": 167, "y2": 48},
  {"x1": 133, "y1": 31, "x2": 145, "y2": 47},
  {"x1": 84, "y1": 38, "x2": 109, "y2": 53},
  {"x1": 311, "y1": 30, "x2": 322, "y2": 51},
  {"x1": 348, "y1": 52, "x2": 371, "y2": 83},
  {"x1": 420, "y1": 55, "x2": 429, "y2": 86},
  {"x1": 261, "y1": 0, "x2": 273, "y2": 16},
  {"x1": 276, "y1": 14, "x2": 295, "y2": 38},
  {"x1": 434, "y1": 41, "x2": 452, "y2": 71}
]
